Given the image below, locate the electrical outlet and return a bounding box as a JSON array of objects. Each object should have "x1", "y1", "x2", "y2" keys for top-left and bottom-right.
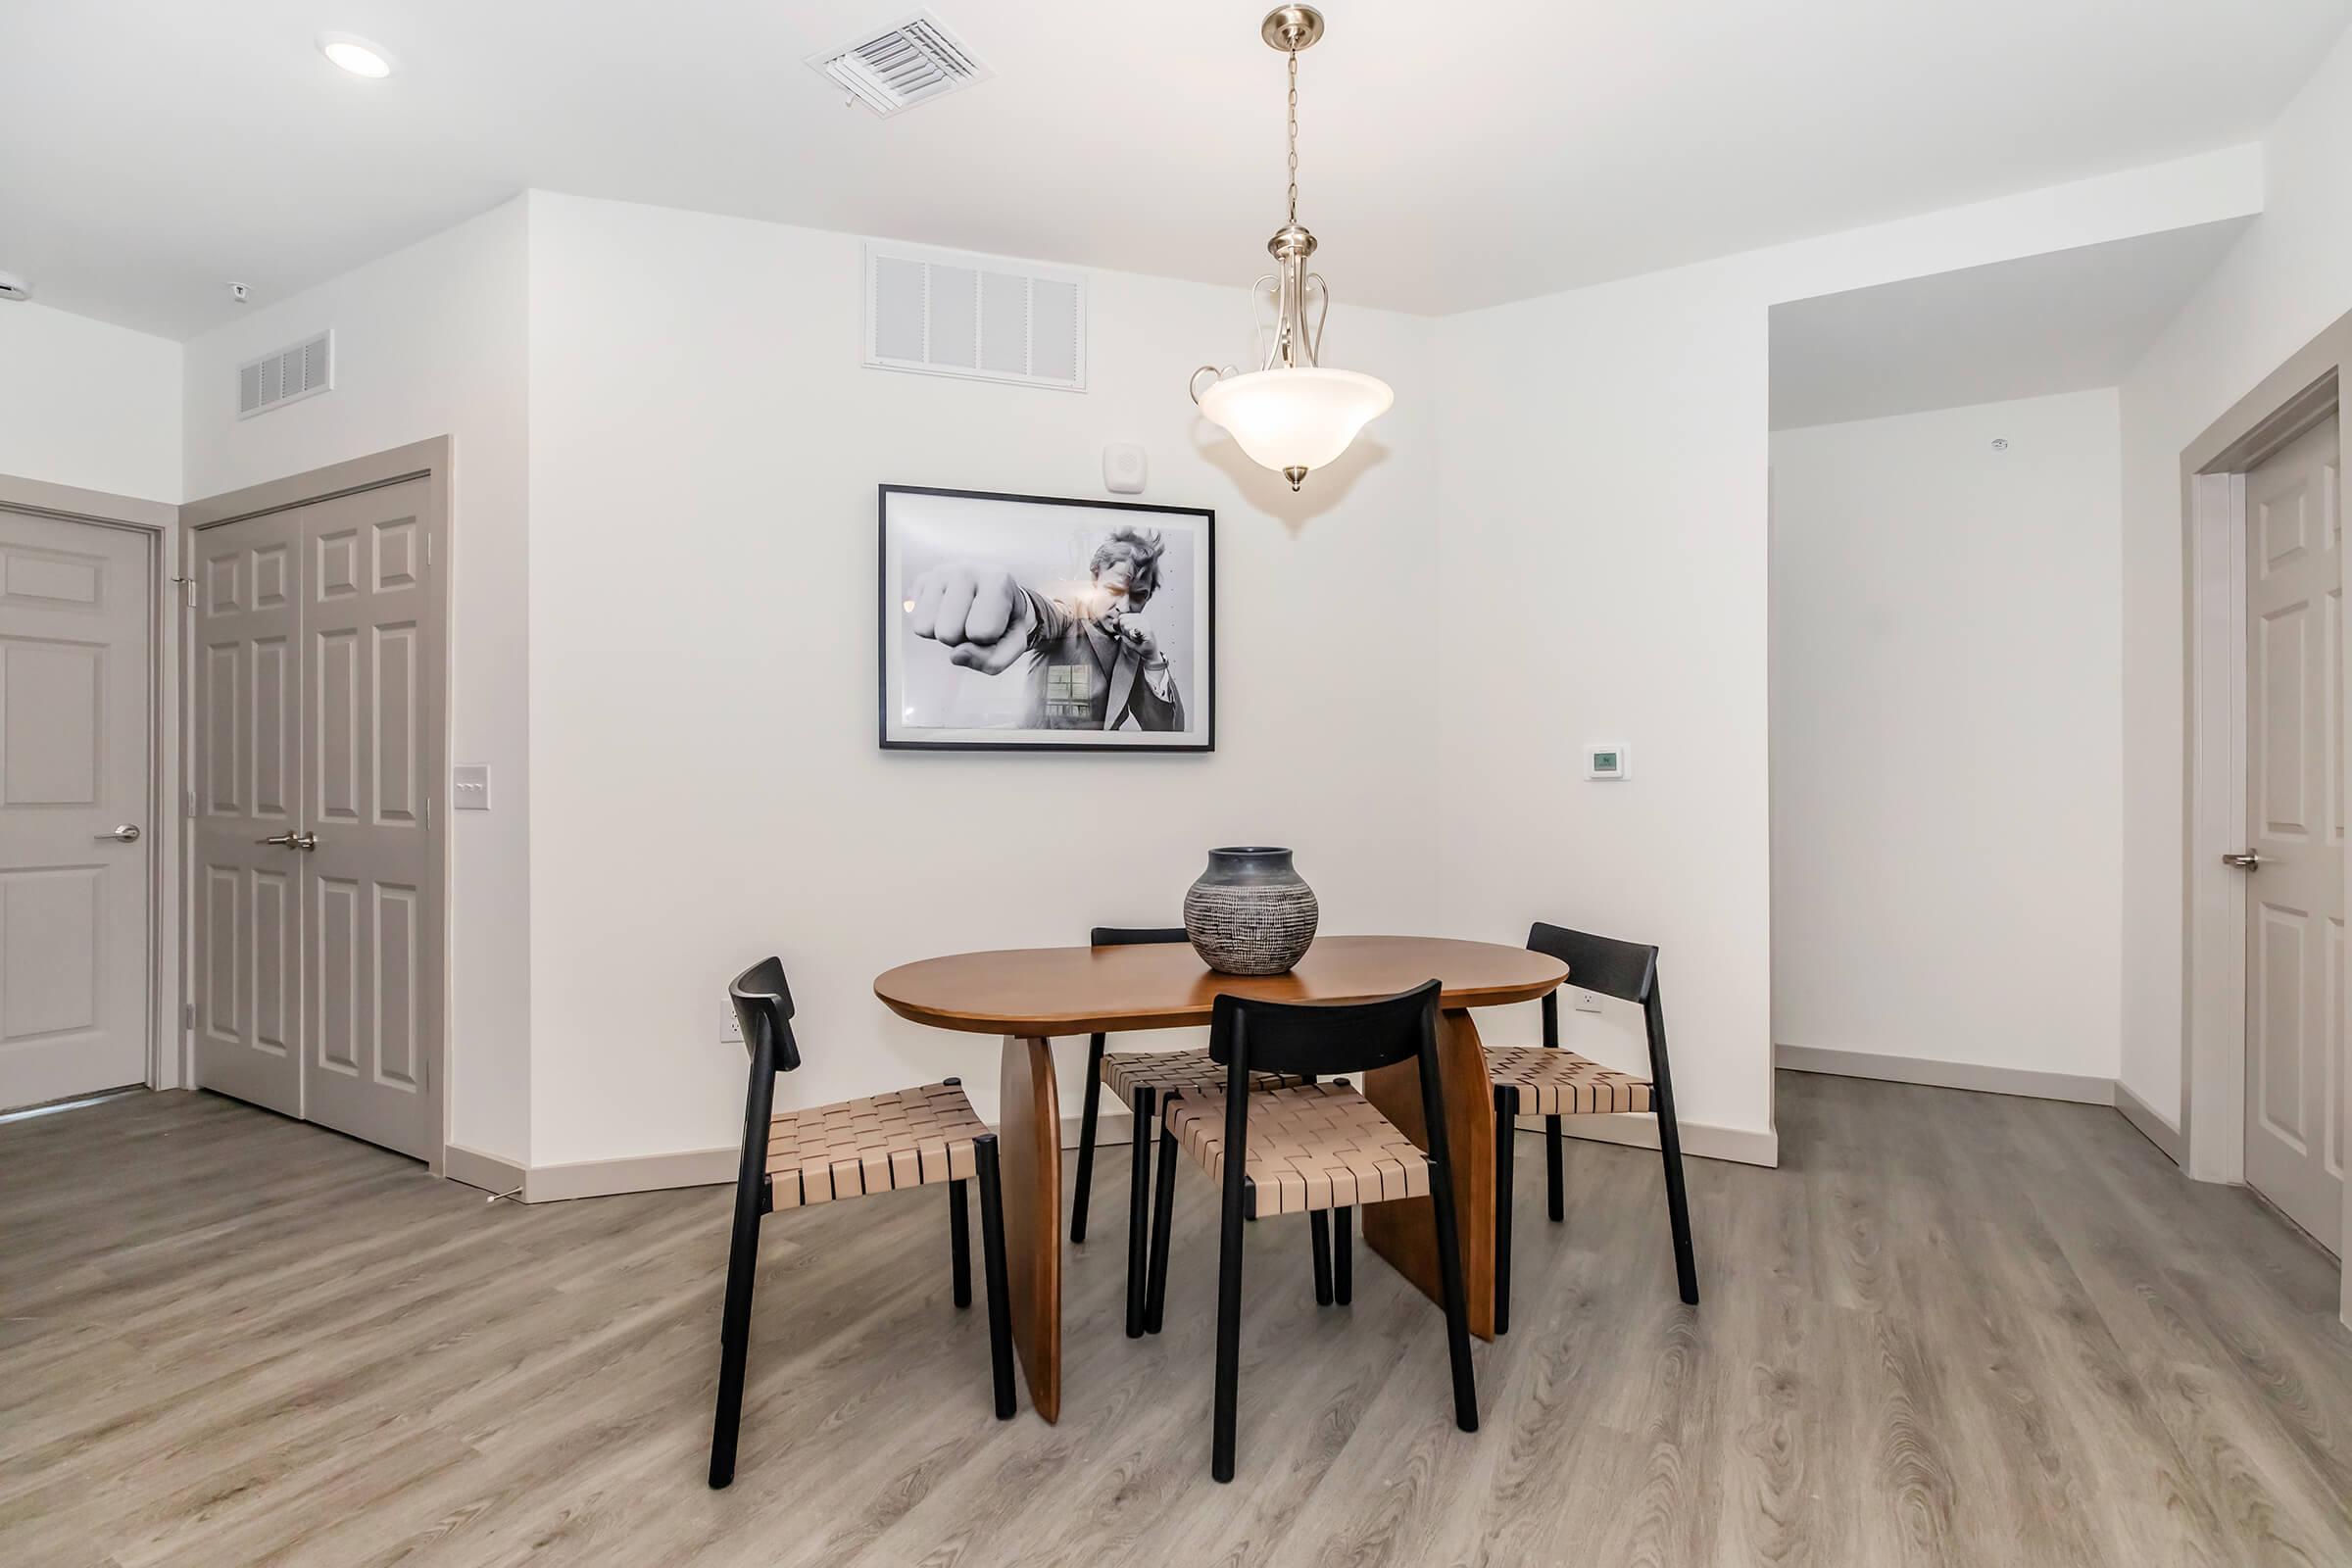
[
  {"x1": 1574, "y1": 989, "x2": 1605, "y2": 1013},
  {"x1": 721, "y1": 1005, "x2": 743, "y2": 1045}
]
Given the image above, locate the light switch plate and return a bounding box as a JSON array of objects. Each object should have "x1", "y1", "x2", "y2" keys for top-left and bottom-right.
[
  {"x1": 452, "y1": 764, "x2": 491, "y2": 810},
  {"x1": 1585, "y1": 745, "x2": 1628, "y2": 781}
]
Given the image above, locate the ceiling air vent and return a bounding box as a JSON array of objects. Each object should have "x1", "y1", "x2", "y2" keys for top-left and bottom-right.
[
  {"x1": 236, "y1": 330, "x2": 333, "y2": 418},
  {"x1": 864, "y1": 242, "x2": 1086, "y2": 392},
  {"x1": 808, "y1": 11, "x2": 991, "y2": 118}
]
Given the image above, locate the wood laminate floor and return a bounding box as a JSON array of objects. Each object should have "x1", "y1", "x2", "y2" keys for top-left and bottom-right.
[{"x1": 4, "y1": 1073, "x2": 2349, "y2": 1567}]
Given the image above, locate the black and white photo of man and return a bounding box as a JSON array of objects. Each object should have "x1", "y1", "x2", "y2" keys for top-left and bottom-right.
[
  {"x1": 906, "y1": 525, "x2": 1185, "y2": 731},
  {"x1": 881, "y1": 488, "x2": 1213, "y2": 751}
]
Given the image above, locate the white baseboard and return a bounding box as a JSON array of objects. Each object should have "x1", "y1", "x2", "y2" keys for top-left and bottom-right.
[
  {"x1": 2112, "y1": 1081, "x2": 2186, "y2": 1165},
  {"x1": 1511, "y1": 1110, "x2": 1778, "y2": 1167},
  {"x1": 442, "y1": 1142, "x2": 525, "y2": 1197},
  {"x1": 1777, "y1": 1044, "x2": 2117, "y2": 1106},
  {"x1": 523, "y1": 1146, "x2": 738, "y2": 1203}
]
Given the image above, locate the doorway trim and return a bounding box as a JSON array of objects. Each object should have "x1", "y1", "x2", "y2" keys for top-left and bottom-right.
[
  {"x1": 2180, "y1": 309, "x2": 2351, "y2": 1310},
  {"x1": 180, "y1": 438, "x2": 454, "y2": 1170},
  {"x1": 0, "y1": 473, "x2": 181, "y2": 1095}
]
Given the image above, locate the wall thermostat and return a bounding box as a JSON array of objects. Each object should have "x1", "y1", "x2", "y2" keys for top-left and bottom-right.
[
  {"x1": 1102, "y1": 442, "x2": 1147, "y2": 495},
  {"x1": 1585, "y1": 745, "x2": 1629, "y2": 780}
]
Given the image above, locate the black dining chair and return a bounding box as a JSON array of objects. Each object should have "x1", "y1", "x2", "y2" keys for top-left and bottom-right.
[
  {"x1": 1070, "y1": 924, "x2": 1307, "y2": 1337},
  {"x1": 1484, "y1": 923, "x2": 1697, "y2": 1334},
  {"x1": 710, "y1": 956, "x2": 1014, "y2": 1489},
  {"x1": 1143, "y1": 980, "x2": 1477, "y2": 1483}
]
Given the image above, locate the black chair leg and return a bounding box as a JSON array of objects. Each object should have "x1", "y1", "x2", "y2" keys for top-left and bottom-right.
[
  {"x1": 1309, "y1": 1210, "x2": 1334, "y2": 1306},
  {"x1": 1334, "y1": 1206, "x2": 1351, "y2": 1304},
  {"x1": 1494, "y1": 1086, "x2": 1516, "y2": 1337},
  {"x1": 1145, "y1": 1123, "x2": 1179, "y2": 1334},
  {"x1": 1545, "y1": 1113, "x2": 1564, "y2": 1223},
  {"x1": 949, "y1": 1177, "x2": 971, "y2": 1309},
  {"x1": 1655, "y1": 1095, "x2": 1698, "y2": 1306},
  {"x1": 1211, "y1": 1181, "x2": 1250, "y2": 1483},
  {"x1": 1425, "y1": 1156, "x2": 1480, "y2": 1434},
  {"x1": 975, "y1": 1137, "x2": 1016, "y2": 1418},
  {"x1": 1071, "y1": 1034, "x2": 1106, "y2": 1244},
  {"x1": 1124, "y1": 1087, "x2": 1155, "y2": 1339},
  {"x1": 708, "y1": 1178, "x2": 763, "y2": 1488}
]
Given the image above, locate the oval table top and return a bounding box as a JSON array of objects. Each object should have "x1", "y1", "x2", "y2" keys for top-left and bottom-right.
[{"x1": 873, "y1": 934, "x2": 1567, "y2": 1036}]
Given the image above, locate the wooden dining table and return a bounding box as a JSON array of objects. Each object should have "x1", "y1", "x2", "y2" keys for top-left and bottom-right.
[{"x1": 873, "y1": 934, "x2": 1568, "y2": 1422}]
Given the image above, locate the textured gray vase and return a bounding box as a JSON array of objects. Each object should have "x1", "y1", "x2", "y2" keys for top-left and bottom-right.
[{"x1": 1184, "y1": 847, "x2": 1319, "y2": 976}]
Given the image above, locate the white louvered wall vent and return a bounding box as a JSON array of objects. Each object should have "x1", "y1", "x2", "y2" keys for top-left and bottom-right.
[
  {"x1": 864, "y1": 243, "x2": 1086, "y2": 393},
  {"x1": 808, "y1": 11, "x2": 992, "y2": 118},
  {"x1": 236, "y1": 330, "x2": 333, "y2": 418}
]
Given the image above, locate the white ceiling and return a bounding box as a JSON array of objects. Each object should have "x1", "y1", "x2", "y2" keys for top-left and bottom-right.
[
  {"x1": 3, "y1": 0, "x2": 2345, "y2": 339},
  {"x1": 1767, "y1": 217, "x2": 2251, "y2": 429}
]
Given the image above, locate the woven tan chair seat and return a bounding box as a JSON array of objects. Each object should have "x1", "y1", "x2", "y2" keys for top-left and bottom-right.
[
  {"x1": 764, "y1": 1081, "x2": 990, "y2": 1209},
  {"x1": 1101, "y1": 1046, "x2": 1304, "y2": 1103},
  {"x1": 1162, "y1": 1081, "x2": 1430, "y2": 1218},
  {"x1": 1484, "y1": 1046, "x2": 1652, "y2": 1116}
]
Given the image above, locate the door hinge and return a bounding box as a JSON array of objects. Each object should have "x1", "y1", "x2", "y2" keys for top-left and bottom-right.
[
  {"x1": 182, "y1": 1002, "x2": 194, "y2": 1031},
  {"x1": 171, "y1": 575, "x2": 196, "y2": 609},
  {"x1": 423, "y1": 798, "x2": 432, "y2": 829},
  {"x1": 183, "y1": 788, "x2": 196, "y2": 818},
  {"x1": 425, "y1": 531, "x2": 434, "y2": 569}
]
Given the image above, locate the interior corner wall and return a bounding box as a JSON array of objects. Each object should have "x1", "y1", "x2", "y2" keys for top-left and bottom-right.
[
  {"x1": 2117, "y1": 25, "x2": 2352, "y2": 1130},
  {"x1": 178, "y1": 195, "x2": 534, "y2": 1163},
  {"x1": 520, "y1": 191, "x2": 1444, "y2": 1166},
  {"x1": 0, "y1": 302, "x2": 181, "y2": 501},
  {"x1": 1770, "y1": 390, "x2": 2125, "y2": 1081},
  {"x1": 1427, "y1": 146, "x2": 2261, "y2": 1150}
]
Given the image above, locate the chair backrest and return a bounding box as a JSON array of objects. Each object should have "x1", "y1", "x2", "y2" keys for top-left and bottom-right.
[
  {"x1": 1206, "y1": 979, "x2": 1442, "y2": 1081},
  {"x1": 1091, "y1": 925, "x2": 1189, "y2": 947},
  {"x1": 1526, "y1": 922, "x2": 1657, "y2": 1006},
  {"x1": 729, "y1": 956, "x2": 802, "y2": 1072}
]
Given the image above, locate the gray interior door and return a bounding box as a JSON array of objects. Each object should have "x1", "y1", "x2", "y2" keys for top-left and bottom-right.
[
  {"x1": 189, "y1": 474, "x2": 444, "y2": 1160},
  {"x1": 2243, "y1": 408, "x2": 2345, "y2": 1253},
  {"x1": 0, "y1": 508, "x2": 151, "y2": 1109},
  {"x1": 295, "y1": 481, "x2": 442, "y2": 1160},
  {"x1": 191, "y1": 509, "x2": 305, "y2": 1118}
]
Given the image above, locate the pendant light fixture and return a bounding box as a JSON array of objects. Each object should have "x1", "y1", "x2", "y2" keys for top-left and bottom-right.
[{"x1": 1189, "y1": 6, "x2": 1393, "y2": 493}]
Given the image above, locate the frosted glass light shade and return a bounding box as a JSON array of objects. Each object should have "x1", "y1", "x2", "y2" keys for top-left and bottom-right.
[{"x1": 1197, "y1": 367, "x2": 1394, "y2": 482}]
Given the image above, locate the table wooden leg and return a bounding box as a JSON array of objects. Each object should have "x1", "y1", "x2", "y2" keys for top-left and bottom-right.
[
  {"x1": 1360, "y1": 1006, "x2": 1496, "y2": 1340},
  {"x1": 998, "y1": 1033, "x2": 1062, "y2": 1421}
]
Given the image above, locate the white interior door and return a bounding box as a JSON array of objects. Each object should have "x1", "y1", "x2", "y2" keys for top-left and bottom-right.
[
  {"x1": 0, "y1": 509, "x2": 152, "y2": 1109},
  {"x1": 2243, "y1": 409, "x2": 2345, "y2": 1252},
  {"x1": 191, "y1": 510, "x2": 305, "y2": 1117},
  {"x1": 188, "y1": 473, "x2": 444, "y2": 1161},
  {"x1": 295, "y1": 482, "x2": 442, "y2": 1160}
]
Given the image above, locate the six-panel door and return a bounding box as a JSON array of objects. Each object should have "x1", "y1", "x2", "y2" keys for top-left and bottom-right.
[
  {"x1": 190, "y1": 478, "x2": 442, "y2": 1160},
  {"x1": 0, "y1": 509, "x2": 152, "y2": 1109}
]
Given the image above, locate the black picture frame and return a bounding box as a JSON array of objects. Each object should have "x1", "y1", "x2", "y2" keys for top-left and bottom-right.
[{"x1": 877, "y1": 484, "x2": 1217, "y2": 753}]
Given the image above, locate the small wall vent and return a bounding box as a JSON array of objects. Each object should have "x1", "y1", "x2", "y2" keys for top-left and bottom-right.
[
  {"x1": 864, "y1": 243, "x2": 1086, "y2": 393},
  {"x1": 808, "y1": 11, "x2": 991, "y2": 118},
  {"x1": 236, "y1": 330, "x2": 333, "y2": 418}
]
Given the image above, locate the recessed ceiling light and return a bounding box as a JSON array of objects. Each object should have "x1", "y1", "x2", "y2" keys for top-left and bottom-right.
[{"x1": 318, "y1": 32, "x2": 396, "y2": 78}]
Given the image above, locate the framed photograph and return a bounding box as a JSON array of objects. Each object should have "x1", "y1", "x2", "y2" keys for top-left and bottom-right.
[{"x1": 878, "y1": 485, "x2": 1215, "y2": 753}]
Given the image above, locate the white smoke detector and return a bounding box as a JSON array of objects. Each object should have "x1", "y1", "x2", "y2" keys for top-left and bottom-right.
[
  {"x1": 0, "y1": 271, "x2": 31, "y2": 303},
  {"x1": 808, "y1": 11, "x2": 991, "y2": 117}
]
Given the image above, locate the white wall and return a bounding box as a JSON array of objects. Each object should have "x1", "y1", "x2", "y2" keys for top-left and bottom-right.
[
  {"x1": 179, "y1": 197, "x2": 534, "y2": 1163},
  {"x1": 522, "y1": 192, "x2": 1443, "y2": 1165},
  {"x1": 1771, "y1": 391, "x2": 2123, "y2": 1080},
  {"x1": 1429, "y1": 147, "x2": 2258, "y2": 1148},
  {"x1": 2115, "y1": 28, "x2": 2352, "y2": 1130},
  {"x1": 0, "y1": 302, "x2": 181, "y2": 501}
]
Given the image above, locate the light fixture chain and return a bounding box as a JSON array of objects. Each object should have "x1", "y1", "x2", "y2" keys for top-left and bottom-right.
[{"x1": 1286, "y1": 46, "x2": 1299, "y2": 226}]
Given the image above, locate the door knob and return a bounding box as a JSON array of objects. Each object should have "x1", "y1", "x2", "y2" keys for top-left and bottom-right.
[
  {"x1": 2223, "y1": 851, "x2": 2265, "y2": 870},
  {"x1": 260, "y1": 830, "x2": 318, "y2": 851},
  {"x1": 97, "y1": 824, "x2": 141, "y2": 843},
  {"x1": 291, "y1": 831, "x2": 318, "y2": 852}
]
